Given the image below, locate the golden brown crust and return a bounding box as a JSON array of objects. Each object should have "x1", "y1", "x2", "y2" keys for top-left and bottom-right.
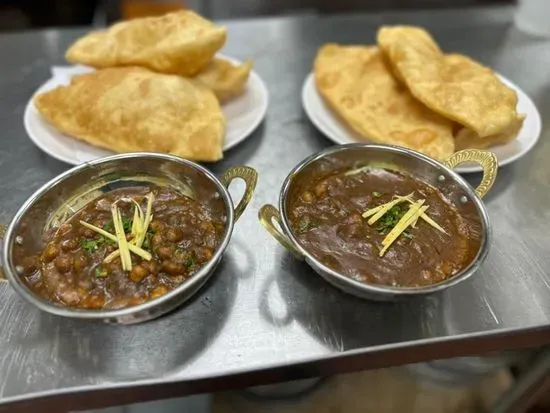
[
  {"x1": 65, "y1": 11, "x2": 227, "y2": 77},
  {"x1": 194, "y1": 58, "x2": 253, "y2": 103},
  {"x1": 314, "y1": 43, "x2": 454, "y2": 160},
  {"x1": 454, "y1": 114, "x2": 525, "y2": 150},
  {"x1": 377, "y1": 26, "x2": 519, "y2": 138},
  {"x1": 34, "y1": 67, "x2": 225, "y2": 161}
]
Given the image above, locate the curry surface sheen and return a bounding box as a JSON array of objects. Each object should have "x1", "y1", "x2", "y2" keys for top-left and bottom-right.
[{"x1": 289, "y1": 168, "x2": 475, "y2": 287}]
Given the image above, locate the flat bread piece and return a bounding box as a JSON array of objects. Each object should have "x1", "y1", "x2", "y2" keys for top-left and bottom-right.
[
  {"x1": 194, "y1": 58, "x2": 253, "y2": 103},
  {"x1": 377, "y1": 26, "x2": 519, "y2": 138},
  {"x1": 66, "y1": 11, "x2": 226, "y2": 76},
  {"x1": 34, "y1": 67, "x2": 225, "y2": 162},
  {"x1": 455, "y1": 114, "x2": 525, "y2": 150},
  {"x1": 314, "y1": 44, "x2": 454, "y2": 160}
]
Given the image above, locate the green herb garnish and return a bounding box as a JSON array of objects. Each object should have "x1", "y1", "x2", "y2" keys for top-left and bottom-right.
[
  {"x1": 184, "y1": 255, "x2": 196, "y2": 269},
  {"x1": 142, "y1": 229, "x2": 154, "y2": 251},
  {"x1": 376, "y1": 205, "x2": 405, "y2": 233},
  {"x1": 95, "y1": 266, "x2": 108, "y2": 277},
  {"x1": 81, "y1": 238, "x2": 101, "y2": 254},
  {"x1": 122, "y1": 218, "x2": 133, "y2": 234},
  {"x1": 374, "y1": 205, "x2": 415, "y2": 239},
  {"x1": 81, "y1": 233, "x2": 115, "y2": 254},
  {"x1": 102, "y1": 220, "x2": 115, "y2": 233},
  {"x1": 175, "y1": 247, "x2": 197, "y2": 270},
  {"x1": 372, "y1": 191, "x2": 382, "y2": 197},
  {"x1": 175, "y1": 248, "x2": 197, "y2": 269},
  {"x1": 103, "y1": 218, "x2": 132, "y2": 234}
]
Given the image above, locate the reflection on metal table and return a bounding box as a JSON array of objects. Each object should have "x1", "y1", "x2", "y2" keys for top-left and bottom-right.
[{"x1": 0, "y1": 4, "x2": 549, "y2": 412}]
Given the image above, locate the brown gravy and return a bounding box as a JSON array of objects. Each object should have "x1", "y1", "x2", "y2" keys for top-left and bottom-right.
[
  {"x1": 19, "y1": 185, "x2": 225, "y2": 310},
  {"x1": 288, "y1": 168, "x2": 477, "y2": 287}
]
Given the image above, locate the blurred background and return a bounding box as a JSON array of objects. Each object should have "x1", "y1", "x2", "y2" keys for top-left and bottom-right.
[{"x1": 0, "y1": 0, "x2": 515, "y2": 31}]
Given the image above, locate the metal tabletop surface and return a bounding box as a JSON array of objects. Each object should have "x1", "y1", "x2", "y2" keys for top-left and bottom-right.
[{"x1": 1, "y1": 5, "x2": 550, "y2": 412}]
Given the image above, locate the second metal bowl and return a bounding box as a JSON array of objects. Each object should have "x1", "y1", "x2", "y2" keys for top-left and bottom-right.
[{"x1": 259, "y1": 144, "x2": 498, "y2": 301}]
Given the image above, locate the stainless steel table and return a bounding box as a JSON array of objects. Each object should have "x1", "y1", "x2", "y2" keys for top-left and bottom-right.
[{"x1": 0, "y1": 5, "x2": 549, "y2": 412}]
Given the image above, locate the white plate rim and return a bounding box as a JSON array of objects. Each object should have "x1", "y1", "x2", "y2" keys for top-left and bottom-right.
[
  {"x1": 302, "y1": 72, "x2": 542, "y2": 174},
  {"x1": 24, "y1": 54, "x2": 269, "y2": 165}
]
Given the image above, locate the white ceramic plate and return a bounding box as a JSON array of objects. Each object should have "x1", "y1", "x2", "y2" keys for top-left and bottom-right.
[
  {"x1": 24, "y1": 55, "x2": 269, "y2": 165},
  {"x1": 302, "y1": 72, "x2": 541, "y2": 173}
]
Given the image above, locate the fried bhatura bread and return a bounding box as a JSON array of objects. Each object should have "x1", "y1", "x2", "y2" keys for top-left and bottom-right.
[
  {"x1": 378, "y1": 26, "x2": 519, "y2": 138},
  {"x1": 34, "y1": 67, "x2": 225, "y2": 161},
  {"x1": 194, "y1": 58, "x2": 253, "y2": 103},
  {"x1": 66, "y1": 11, "x2": 226, "y2": 77},
  {"x1": 314, "y1": 43, "x2": 454, "y2": 160}
]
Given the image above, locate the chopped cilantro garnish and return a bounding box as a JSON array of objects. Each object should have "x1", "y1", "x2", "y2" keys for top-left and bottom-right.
[
  {"x1": 95, "y1": 267, "x2": 108, "y2": 277},
  {"x1": 184, "y1": 255, "x2": 196, "y2": 269},
  {"x1": 103, "y1": 218, "x2": 132, "y2": 234},
  {"x1": 376, "y1": 205, "x2": 404, "y2": 234},
  {"x1": 102, "y1": 220, "x2": 114, "y2": 233},
  {"x1": 175, "y1": 248, "x2": 197, "y2": 270},
  {"x1": 142, "y1": 229, "x2": 154, "y2": 251},
  {"x1": 122, "y1": 218, "x2": 133, "y2": 234},
  {"x1": 81, "y1": 235, "x2": 114, "y2": 254},
  {"x1": 81, "y1": 238, "x2": 101, "y2": 254},
  {"x1": 374, "y1": 206, "x2": 415, "y2": 240}
]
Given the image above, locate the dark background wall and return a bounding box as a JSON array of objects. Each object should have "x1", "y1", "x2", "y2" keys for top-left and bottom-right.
[{"x1": 0, "y1": 0, "x2": 515, "y2": 31}]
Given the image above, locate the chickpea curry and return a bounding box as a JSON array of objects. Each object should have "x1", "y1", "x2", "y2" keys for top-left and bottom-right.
[
  {"x1": 288, "y1": 167, "x2": 478, "y2": 287},
  {"x1": 21, "y1": 185, "x2": 224, "y2": 310}
]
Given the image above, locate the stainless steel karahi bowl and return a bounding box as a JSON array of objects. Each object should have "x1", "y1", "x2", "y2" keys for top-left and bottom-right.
[
  {"x1": 259, "y1": 144, "x2": 498, "y2": 301},
  {"x1": 1, "y1": 152, "x2": 257, "y2": 324}
]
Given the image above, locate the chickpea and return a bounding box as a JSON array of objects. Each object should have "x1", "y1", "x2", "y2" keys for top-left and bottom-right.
[
  {"x1": 197, "y1": 247, "x2": 213, "y2": 261},
  {"x1": 150, "y1": 285, "x2": 168, "y2": 299},
  {"x1": 149, "y1": 220, "x2": 164, "y2": 232},
  {"x1": 60, "y1": 238, "x2": 78, "y2": 252},
  {"x1": 200, "y1": 222, "x2": 214, "y2": 232},
  {"x1": 129, "y1": 265, "x2": 148, "y2": 283},
  {"x1": 440, "y1": 262, "x2": 453, "y2": 276},
  {"x1": 82, "y1": 295, "x2": 105, "y2": 309},
  {"x1": 79, "y1": 227, "x2": 95, "y2": 238},
  {"x1": 58, "y1": 224, "x2": 72, "y2": 235},
  {"x1": 151, "y1": 233, "x2": 163, "y2": 247},
  {"x1": 157, "y1": 245, "x2": 175, "y2": 259},
  {"x1": 314, "y1": 181, "x2": 328, "y2": 197},
  {"x1": 78, "y1": 279, "x2": 92, "y2": 291},
  {"x1": 161, "y1": 260, "x2": 183, "y2": 275},
  {"x1": 142, "y1": 260, "x2": 158, "y2": 275},
  {"x1": 92, "y1": 219, "x2": 105, "y2": 229},
  {"x1": 348, "y1": 213, "x2": 362, "y2": 225},
  {"x1": 73, "y1": 254, "x2": 88, "y2": 272},
  {"x1": 54, "y1": 256, "x2": 72, "y2": 273},
  {"x1": 164, "y1": 228, "x2": 183, "y2": 243},
  {"x1": 301, "y1": 191, "x2": 315, "y2": 203},
  {"x1": 42, "y1": 243, "x2": 59, "y2": 262}
]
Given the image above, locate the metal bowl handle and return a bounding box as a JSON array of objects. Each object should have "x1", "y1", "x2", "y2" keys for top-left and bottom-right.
[
  {"x1": 0, "y1": 224, "x2": 6, "y2": 283},
  {"x1": 221, "y1": 166, "x2": 258, "y2": 222},
  {"x1": 259, "y1": 205, "x2": 303, "y2": 259},
  {"x1": 443, "y1": 149, "x2": 498, "y2": 198}
]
